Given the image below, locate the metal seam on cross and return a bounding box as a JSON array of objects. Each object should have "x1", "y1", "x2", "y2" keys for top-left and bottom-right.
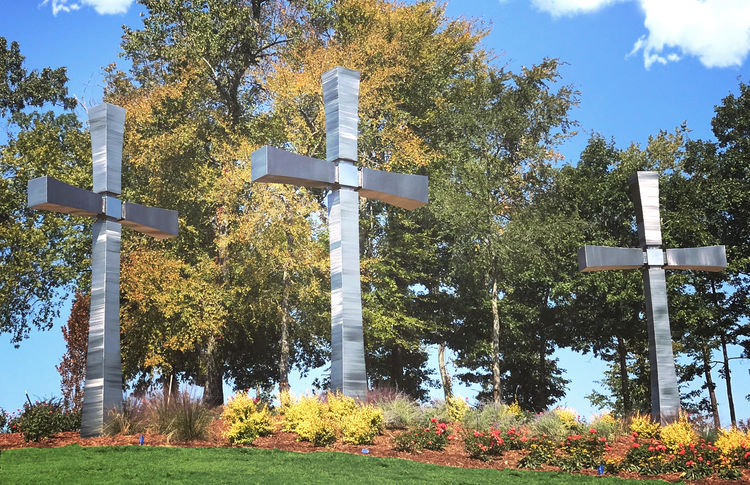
[
  {"x1": 251, "y1": 67, "x2": 429, "y2": 399},
  {"x1": 577, "y1": 171, "x2": 727, "y2": 424},
  {"x1": 27, "y1": 102, "x2": 178, "y2": 437}
]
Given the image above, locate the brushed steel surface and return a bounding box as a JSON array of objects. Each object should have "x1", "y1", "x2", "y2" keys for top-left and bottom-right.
[
  {"x1": 322, "y1": 67, "x2": 359, "y2": 163},
  {"x1": 629, "y1": 172, "x2": 662, "y2": 247},
  {"x1": 27, "y1": 102, "x2": 178, "y2": 436},
  {"x1": 89, "y1": 103, "x2": 125, "y2": 195},
  {"x1": 578, "y1": 171, "x2": 727, "y2": 424},
  {"x1": 336, "y1": 161, "x2": 359, "y2": 188},
  {"x1": 251, "y1": 145, "x2": 335, "y2": 188},
  {"x1": 251, "y1": 68, "x2": 429, "y2": 399},
  {"x1": 328, "y1": 188, "x2": 367, "y2": 399},
  {"x1": 642, "y1": 267, "x2": 680, "y2": 423},
  {"x1": 27, "y1": 176, "x2": 102, "y2": 217},
  {"x1": 577, "y1": 245, "x2": 643, "y2": 272},
  {"x1": 81, "y1": 219, "x2": 122, "y2": 437},
  {"x1": 359, "y1": 167, "x2": 429, "y2": 210},
  {"x1": 665, "y1": 246, "x2": 727, "y2": 271},
  {"x1": 121, "y1": 201, "x2": 178, "y2": 239}
]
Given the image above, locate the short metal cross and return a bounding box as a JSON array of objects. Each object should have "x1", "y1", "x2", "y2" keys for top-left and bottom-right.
[
  {"x1": 27, "y1": 103, "x2": 178, "y2": 436},
  {"x1": 578, "y1": 171, "x2": 726, "y2": 424},
  {"x1": 251, "y1": 67, "x2": 429, "y2": 399}
]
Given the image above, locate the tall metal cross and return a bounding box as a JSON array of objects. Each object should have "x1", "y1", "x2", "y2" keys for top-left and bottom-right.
[
  {"x1": 578, "y1": 171, "x2": 726, "y2": 424},
  {"x1": 251, "y1": 67, "x2": 429, "y2": 399},
  {"x1": 27, "y1": 103, "x2": 178, "y2": 437}
]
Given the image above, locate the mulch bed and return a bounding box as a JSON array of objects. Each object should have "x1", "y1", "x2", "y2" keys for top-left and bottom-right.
[{"x1": 1, "y1": 423, "x2": 747, "y2": 485}]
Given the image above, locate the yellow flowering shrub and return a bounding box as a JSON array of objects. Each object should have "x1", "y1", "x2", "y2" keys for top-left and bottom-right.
[
  {"x1": 222, "y1": 391, "x2": 273, "y2": 445},
  {"x1": 629, "y1": 412, "x2": 661, "y2": 440},
  {"x1": 553, "y1": 407, "x2": 579, "y2": 430},
  {"x1": 340, "y1": 405, "x2": 383, "y2": 445},
  {"x1": 446, "y1": 395, "x2": 470, "y2": 423},
  {"x1": 282, "y1": 392, "x2": 383, "y2": 446},
  {"x1": 660, "y1": 412, "x2": 697, "y2": 452},
  {"x1": 507, "y1": 399, "x2": 523, "y2": 417},
  {"x1": 715, "y1": 427, "x2": 750, "y2": 456}
]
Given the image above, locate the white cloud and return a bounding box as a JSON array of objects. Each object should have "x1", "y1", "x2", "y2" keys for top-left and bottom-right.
[
  {"x1": 532, "y1": 0, "x2": 626, "y2": 17},
  {"x1": 632, "y1": 0, "x2": 750, "y2": 69},
  {"x1": 42, "y1": 0, "x2": 133, "y2": 16},
  {"x1": 533, "y1": 0, "x2": 750, "y2": 69}
]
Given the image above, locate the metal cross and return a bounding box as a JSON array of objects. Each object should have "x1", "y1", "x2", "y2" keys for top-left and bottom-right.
[
  {"x1": 578, "y1": 171, "x2": 726, "y2": 424},
  {"x1": 27, "y1": 103, "x2": 178, "y2": 437},
  {"x1": 251, "y1": 67, "x2": 429, "y2": 399}
]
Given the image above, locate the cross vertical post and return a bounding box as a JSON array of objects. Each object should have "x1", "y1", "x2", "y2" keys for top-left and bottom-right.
[
  {"x1": 251, "y1": 67, "x2": 428, "y2": 400},
  {"x1": 577, "y1": 171, "x2": 727, "y2": 424},
  {"x1": 323, "y1": 67, "x2": 367, "y2": 398},
  {"x1": 27, "y1": 103, "x2": 178, "y2": 436}
]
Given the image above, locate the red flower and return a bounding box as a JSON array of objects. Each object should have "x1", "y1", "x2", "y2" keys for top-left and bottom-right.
[
  {"x1": 685, "y1": 460, "x2": 695, "y2": 467},
  {"x1": 431, "y1": 417, "x2": 437, "y2": 423},
  {"x1": 631, "y1": 443, "x2": 641, "y2": 448},
  {"x1": 589, "y1": 428, "x2": 597, "y2": 434}
]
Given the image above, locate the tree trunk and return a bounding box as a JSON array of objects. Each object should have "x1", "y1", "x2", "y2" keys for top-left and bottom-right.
[
  {"x1": 616, "y1": 335, "x2": 631, "y2": 414},
  {"x1": 491, "y1": 278, "x2": 502, "y2": 404},
  {"x1": 203, "y1": 334, "x2": 224, "y2": 406},
  {"x1": 279, "y1": 268, "x2": 291, "y2": 395},
  {"x1": 538, "y1": 337, "x2": 546, "y2": 408},
  {"x1": 162, "y1": 371, "x2": 179, "y2": 403},
  {"x1": 720, "y1": 334, "x2": 737, "y2": 428},
  {"x1": 701, "y1": 344, "x2": 721, "y2": 429},
  {"x1": 711, "y1": 280, "x2": 737, "y2": 427},
  {"x1": 438, "y1": 343, "x2": 452, "y2": 401}
]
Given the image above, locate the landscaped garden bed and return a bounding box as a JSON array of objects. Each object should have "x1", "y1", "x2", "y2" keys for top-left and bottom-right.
[{"x1": 1, "y1": 393, "x2": 748, "y2": 484}]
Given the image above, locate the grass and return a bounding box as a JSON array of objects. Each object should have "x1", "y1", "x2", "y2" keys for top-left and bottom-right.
[{"x1": 0, "y1": 445, "x2": 677, "y2": 485}]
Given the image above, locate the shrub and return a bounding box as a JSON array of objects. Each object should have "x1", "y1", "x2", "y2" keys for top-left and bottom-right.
[
  {"x1": 57, "y1": 408, "x2": 81, "y2": 432},
  {"x1": 340, "y1": 405, "x2": 383, "y2": 445},
  {"x1": 463, "y1": 428, "x2": 507, "y2": 461},
  {"x1": 673, "y1": 440, "x2": 721, "y2": 480},
  {"x1": 223, "y1": 391, "x2": 273, "y2": 445},
  {"x1": 529, "y1": 410, "x2": 571, "y2": 441},
  {"x1": 518, "y1": 437, "x2": 557, "y2": 469},
  {"x1": 0, "y1": 407, "x2": 7, "y2": 432},
  {"x1": 283, "y1": 392, "x2": 382, "y2": 447},
  {"x1": 622, "y1": 437, "x2": 671, "y2": 475},
  {"x1": 104, "y1": 398, "x2": 147, "y2": 436},
  {"x1": 660, "y1": 412, "x2": 698, "y2": 453},
  {"x1": 16, "y1": 401, "x2": 60, "y2": 442},
  {"x1": 377, "y1": 396, "x2": 422, "y2": 429},
  {"x1": 589, "y1": 412, "x2": 620, "y2": 440},
  {"x1": 553, "y1": 407, "x2": 580, "y2": 430},
  {"x1": 629, "y1": 412, "x2": 661, "y2": 440},
  {"x1": 715, "y1": 427, "x2": 750, "y2": 461},
  {"x1": 446, "y1": 395, "x2": 470, "y2": 423},
  {"x1": 394, "y1": 418, "x2": 453, "y2": 452},
  {"x1": 464, "y1": 402, "x2": 527, "y2": 431},
  {"x1": 555, "y1": 429, "x2": 611, "y2": 471},
  {"x1": 148, "y1": 392, "x2": 214, "y2": 442}
]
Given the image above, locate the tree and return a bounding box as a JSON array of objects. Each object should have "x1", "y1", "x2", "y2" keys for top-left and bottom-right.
[
  {"x1": 431, "y1": 58, "x2": 578, "y2": 404},
  {"x1": 57, "y1": 292, "x2": 89, "y2": 411},
  {"x1": 0, "y1": 37, "x2": 86, "y2": 346}
]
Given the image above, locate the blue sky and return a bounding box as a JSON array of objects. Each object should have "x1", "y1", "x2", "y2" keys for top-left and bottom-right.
[{"x1": 1, "y1": 0, "x2": 748, "y2": 424}]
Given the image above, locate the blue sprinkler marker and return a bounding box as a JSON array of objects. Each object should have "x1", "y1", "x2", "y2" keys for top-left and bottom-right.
[
  {"x1": 361, "y1": 449, "x2": 369, "y2": 454},
  {"x1": 139, "y1": 434, "x2": 145, "y2": 446},
  {"x1": 598, "y1": 464, "x2": 604, "y2": 475}
]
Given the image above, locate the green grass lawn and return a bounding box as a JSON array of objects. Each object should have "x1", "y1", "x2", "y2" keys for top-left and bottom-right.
[{"x1": 0, "y1": 445, "x2": 677, "y2": 485}]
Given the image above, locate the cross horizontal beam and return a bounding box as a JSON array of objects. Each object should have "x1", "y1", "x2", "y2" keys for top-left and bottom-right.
[
  {"x1": 665, "y1": 246, "x2": 727, "y2": 271},
  {"x1": 251, "y1": 146, "x2": 335, "y2": 189},
  {"x1": 578, "y1": 245, "x2": 643, "y2": 272},
  {"x1": 28, "y1": 176, "x2": 178, "y2": 239},
  {"x1": 359, "y1": 167, "x2": 428, "y2": 210},
  {"x1": 28, "y1": 176, "x2": 102, "y2": 217},
  {"x1": 250, "y1": 146, "x2": 428, "y2": 209}
]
